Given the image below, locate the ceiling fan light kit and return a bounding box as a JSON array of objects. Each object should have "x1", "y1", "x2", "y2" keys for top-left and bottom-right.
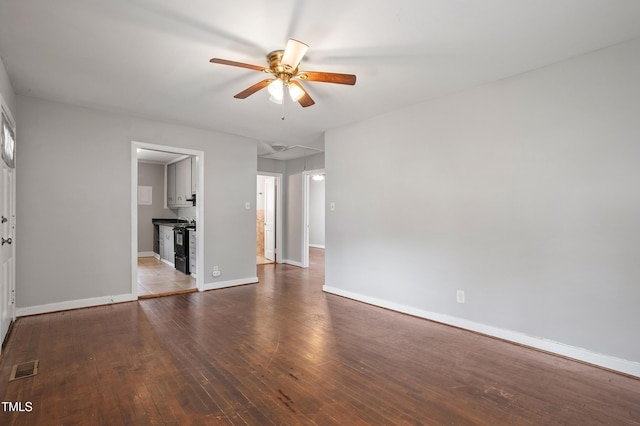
[{"x1": 210, "y1": 38, "x2": 356, "y2": 109}]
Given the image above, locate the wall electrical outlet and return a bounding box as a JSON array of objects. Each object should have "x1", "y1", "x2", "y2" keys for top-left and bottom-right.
[
  {"x1": 212, "y1": 266, "x2": 221, "y2": 278},
  {"x1": 456, "y1": 290, "x2": 465, "y2": 304}
]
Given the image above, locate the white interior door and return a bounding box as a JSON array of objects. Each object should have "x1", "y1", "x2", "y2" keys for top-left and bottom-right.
[
  {"x1": 0, "y1": 153, "x2": 15, "y2": 346},
  {"x1": 264, "y1": 177, "x2": 276, "y2": 261}
]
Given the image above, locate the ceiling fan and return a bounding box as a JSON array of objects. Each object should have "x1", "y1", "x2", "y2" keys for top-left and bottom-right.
[{"x1": 210, "y1": 39, "x2": 356, "y2": 107}]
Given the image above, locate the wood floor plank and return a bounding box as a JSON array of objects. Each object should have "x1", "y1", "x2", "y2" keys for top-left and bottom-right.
[{"x1": 1, "y1": 248, "x2": 639, "y2": 424}]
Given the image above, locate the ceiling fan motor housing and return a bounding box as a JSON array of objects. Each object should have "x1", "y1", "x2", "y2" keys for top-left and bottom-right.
[{"x1": 267, "y1": 50, "x2": 297, "y2": 82}]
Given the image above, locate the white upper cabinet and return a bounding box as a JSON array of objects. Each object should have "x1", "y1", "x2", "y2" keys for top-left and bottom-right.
[
  {"x1": 167, "y1": 157, "x2": 194, "y2": 208},
  {"x1": 175, "y1": 158, "x2": 191, "y2": 206},
  {"x1": 167, "y1": 163, "x2": 176, "y2": 206},
  {"x1": 191, "y1": 156, "x2": 197, "y2": 196}
]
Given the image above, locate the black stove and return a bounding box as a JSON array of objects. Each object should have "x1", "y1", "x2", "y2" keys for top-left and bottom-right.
[{"x1": 173, "y1": 225, "x2": 195, "y2": 274}]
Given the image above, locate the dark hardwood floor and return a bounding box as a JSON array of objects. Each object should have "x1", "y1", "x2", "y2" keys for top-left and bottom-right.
[{"x1": 1, "y1": 248, "x2": 639, "y2": 425}]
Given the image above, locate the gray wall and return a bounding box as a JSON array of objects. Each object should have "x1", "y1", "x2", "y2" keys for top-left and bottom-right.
[
  {"x1": 0, "y1": 56, "x2": 15, "y2": 117},
  {"x1": 257, "y1": 157, "x2": 286, "y2": 175},
  {"x1": 309, "y1": 178, "x2": 325, "y2": 248},
  {"x1": 325, "y1": 38, "x2": 640, "y2": 363},
  {"x1": 137, "y1": 162, "x2": 177, "y2": 253},
  {"x1": 16, "y1": 95, "x2": 257, "y2": 308}
]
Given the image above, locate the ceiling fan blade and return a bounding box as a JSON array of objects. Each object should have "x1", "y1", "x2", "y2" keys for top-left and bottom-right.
[
  {"x1": 281, "y1": 39, "x2": 309, "y2": 69},
  {"x1": 289, "y1": 80, "x2": 315, "y2": 108},
  {"x1": 298, "y1": 71, "x2": 356, "y2": 85},
  {"x1": 234, "y1": 79, "x2": 273, "y2": 99},
  {"x1": 210, "y1": 58, "x2": 266, "y2": 72}
]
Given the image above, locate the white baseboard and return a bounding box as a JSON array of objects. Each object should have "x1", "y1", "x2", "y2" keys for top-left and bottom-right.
[
  {"x1": 160, "y1": 258, "x2": 174, "y2": 267},
  {"x1": 138, "y1": 251, "x2": 156, "y2": 257},
  {"x1": 309, "y1": 244, "x2": 325, "y2": 249},
  {"x1": 204, "y1": 277, "x2": 258, "y2": 291},
  {"x1": 323, "y1": 285, "x2": 640, "y2": 379},
  {"x1": 282, "y1": 259, "x2": 304, "y2": 268},
  {"x1": 16, "y1": 293, "x2": 137, "y2": 317}
]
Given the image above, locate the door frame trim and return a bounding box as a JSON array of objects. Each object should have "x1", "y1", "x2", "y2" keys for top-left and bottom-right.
[
  {"x1": 302, "y1": 168, "x2": 325, "y2": 268},
  {"x1": 256, "y1": 172, "x2": 283, "y2": 264},
  {"x1": 0, "y1": 95, "x2": 16, "y2": 352},
  {"x1": 131, "y1": 141, "x2": 205, "y2": 296}
]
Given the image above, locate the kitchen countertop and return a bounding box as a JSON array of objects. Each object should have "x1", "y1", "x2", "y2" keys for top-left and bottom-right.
[{"x1": 152, "y1": 219, "x2": 195, "y2": 228}]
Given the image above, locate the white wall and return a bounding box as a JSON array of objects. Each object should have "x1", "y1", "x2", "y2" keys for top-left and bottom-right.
[
  {"x1": 325, "y1": 38, "x2": 640, "y2": 369},
  {"x1": 137, "y1": 162, "x2": 178, "y2": 253},
  {"x1": 16, "y1": 96, "x2": 257, "y2": 310},
  {"x1": 309, "y1": 178, "x2": 325, "y2": 248}
]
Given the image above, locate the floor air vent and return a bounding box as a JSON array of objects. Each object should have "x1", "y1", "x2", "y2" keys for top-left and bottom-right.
[{"x1": 9, "y1": 360, "x2": 39, "y2": 381}]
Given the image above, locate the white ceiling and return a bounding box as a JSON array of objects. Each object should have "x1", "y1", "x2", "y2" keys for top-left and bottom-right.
[{"x1": 2, "y1": 1, "x2": 640, "y2": 159}]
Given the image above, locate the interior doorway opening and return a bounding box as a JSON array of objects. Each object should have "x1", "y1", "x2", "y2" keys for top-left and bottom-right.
[
  {"x1": 131, "y1": 142, "x2": 204, "y2": 298},
  {"x1": 302, "y1": 169, "x2": 325, "y2": 268},
  {"x1": 256, "y1": 173, "x2": 282, "y2": 266}
]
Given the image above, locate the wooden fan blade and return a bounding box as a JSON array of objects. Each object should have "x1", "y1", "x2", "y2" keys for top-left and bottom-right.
[
  {"x1": 298, "y1": 71, "x2": 356, "y2": 85},
  {"x1": 289, "y1": 80, "x2": 315, "y2": 108},
  {"x1": 210, "y1": 58, "x2": 265, "y2": 72},
  {"x1": 234, "y1": 79, "x2": 273, "y2": 99}
]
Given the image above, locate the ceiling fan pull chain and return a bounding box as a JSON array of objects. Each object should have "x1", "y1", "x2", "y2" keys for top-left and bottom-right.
[{"x1": 281, "y1": 93, "x2": 286, "y2": 120}]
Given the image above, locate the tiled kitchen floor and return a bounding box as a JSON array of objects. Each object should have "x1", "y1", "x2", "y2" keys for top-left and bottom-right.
[{"x1": 137, "y1": 256, "x2": 196, "y2": 298}]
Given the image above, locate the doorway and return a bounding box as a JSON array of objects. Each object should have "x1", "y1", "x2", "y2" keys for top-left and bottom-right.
[
  {"x1": 302, "y1": 169, "x2": 325, "y2": 268},
  {"x1": 131, "y1": 142, "x2": 205, "y2": 298},
  {"x1": 256, "y1": 173, "x2": 282, "y2": 265}
]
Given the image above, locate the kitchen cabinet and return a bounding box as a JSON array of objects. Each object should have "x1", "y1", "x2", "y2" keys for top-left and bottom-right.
[
  {"x1": 166, "y1": 163, "x2": 176, "y2": 207},
  {"x1": 175, "y1": 158, "x2": 191, "y2": 206},
  {"x1": 166, "y1": 157, "x2": 194, "y2": 208},
  {"x1": 188, "y1": 229, "x2": 196, "y2": 278},
  {"x1": 159, "y1": 225, "x2": 174, "y2": 265},
  {"x1": 191, "y1": 156, "x2": 197, "y2": 195}
]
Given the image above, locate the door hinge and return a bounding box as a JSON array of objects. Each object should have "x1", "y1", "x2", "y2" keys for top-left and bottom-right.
[{"x1": 10, "y1": 289, "x2": 15, "y2": 304}]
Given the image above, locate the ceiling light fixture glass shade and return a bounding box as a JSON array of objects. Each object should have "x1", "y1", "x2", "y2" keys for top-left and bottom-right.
[
  {"x1": 281, "y1": 39, "x2": 309, "y2": 69},
  {"x1": 288, "y1": 83, "x2": 304, "y2": 101},
  {"x1": 268, "y1": 79, "x2": 284, "y2": 104}
]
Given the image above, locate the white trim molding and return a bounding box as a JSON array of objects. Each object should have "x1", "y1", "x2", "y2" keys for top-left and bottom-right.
[
  {"x1": 282, "y1": 259, "x2": 304, "y2": 268},
  {"x1": 16, "y1": 293, "x2": 137, "y2": 317},
  {"x1": 137, "y1": 251, "x2": 156, "y2": 258},
  {"x1": 257, "y1": 172, "x2": 283, "y2": 265},
  {"x1": 323, "y1": 285, "x2": 640, "y2": 379},
  {"x1": 203, "y1": 277, "x2": 258, "y2": 291},
  {"x1": 309, "y1": 244, "x2": 325, "y2": 249}
]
